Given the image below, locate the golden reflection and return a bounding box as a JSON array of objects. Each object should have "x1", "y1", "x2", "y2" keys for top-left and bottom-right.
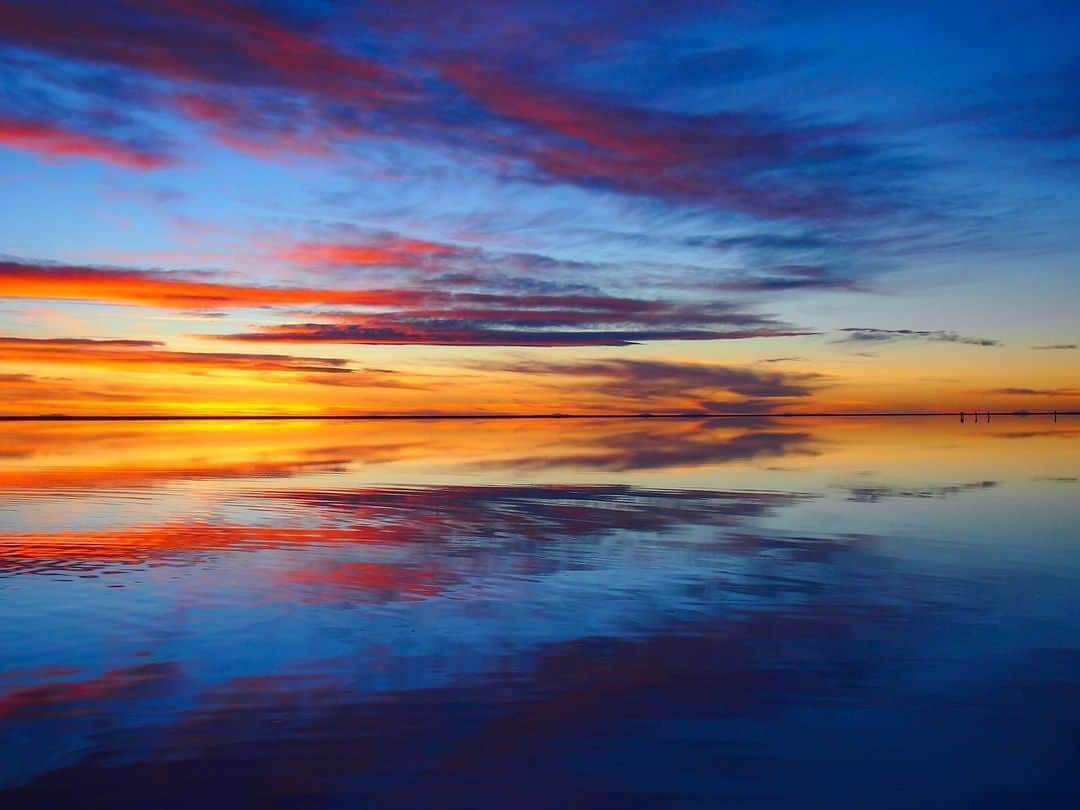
[{"x1": 0, "y1": 415, "x2": 1073, "y2": 492}]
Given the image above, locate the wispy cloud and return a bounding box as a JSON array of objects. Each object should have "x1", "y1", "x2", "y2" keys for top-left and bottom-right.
[
  {"x1": 212, "y1": 304, "x2": 808, "y2": 348},
  {"x1": 0, "y1": 0, "x2": 927, "y2": 225},
  {"x1": 982, "y1": 387, "x2": 1080, "y2": 397},
  {"x1": 0, "y1": 115, "x2": 174, "y2": 169},
  {"x1": 0, "y1": 335, "x2": 355, "y2": 376},
  {"x1": 277, "y1": 236, "x2": 468, "y2": 268},
  {"x1": 0, "y1": 260, "x2": 427, "y2": 309},
  {"x1": 1, "y1": 258, "x2": 812, "y2": 347},
  {"x1": 834, "y1": 328, "x2": 1001, "y2": 347}
]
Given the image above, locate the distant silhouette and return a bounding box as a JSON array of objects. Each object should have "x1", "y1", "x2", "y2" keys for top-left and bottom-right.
[
  {"x1": 987, "y1": 412, "x2": 991, "y2": 423},
  {"x1": 975, "y1": 411, "x2": 979, "y2": 423},
  {"x1": 960, "y1": 411, "x2": 965, "y2": 423}
]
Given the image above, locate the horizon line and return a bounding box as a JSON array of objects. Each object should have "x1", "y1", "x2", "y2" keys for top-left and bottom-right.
[{"x1": 0, "y1": 410, "x2": 1075, "y2": 422}]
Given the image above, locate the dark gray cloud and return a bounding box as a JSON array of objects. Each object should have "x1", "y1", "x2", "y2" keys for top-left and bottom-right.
[
  {"x1": 469, "y1": 357, "x2": 821, "y2": 410},
  {"x1": 835, "y1": 328, "x2": 1001, "y2": 347}
]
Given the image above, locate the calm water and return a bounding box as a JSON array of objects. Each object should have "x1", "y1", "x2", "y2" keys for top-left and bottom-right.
[{"x1": 1, "y1": 417, "x2": 1077, "y2": 807}]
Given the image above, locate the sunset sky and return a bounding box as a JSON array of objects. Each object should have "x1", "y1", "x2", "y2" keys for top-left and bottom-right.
[{"x1": 0, "y1": 0, "x2": 1077, "y2": 416}]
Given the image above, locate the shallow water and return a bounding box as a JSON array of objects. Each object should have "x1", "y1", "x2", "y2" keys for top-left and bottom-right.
[{"x1": 1, "y1": 416, "x2": 1077, "y2": 807}]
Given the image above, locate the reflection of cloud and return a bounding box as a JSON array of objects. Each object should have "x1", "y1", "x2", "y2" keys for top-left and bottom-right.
[
  {"x1": 0, "y1": 662, "x2": 181, "y2": 720},
  {"x1": 840, "y1": 480, "x2": 998, "y2": 503},
  {"x1": 283, "y1": 561, "x2": 449, "y2": 604},
  {"x1": 0, "y1": 485, "x2": 811, "y2": 577},
  {"x1": 0, "y1": 603, "x2": 885, "y2": 801},
  {"x1": 473, "y1": 422, "x2": 817, "y2": 472},
  {"x1": 0, "y1": 444, "x2": 413, "y2": 493},
  {"x1": 995, "y1": 427, "x2": 1079, "y2": 440},
  {"x1": 983, "y1": 387, "x2": 1080, "y2": 398},
  {"x1": 5, "y1": 638, "x2": 1076, "y2": 806},
  {"x1": 259, "y1": 485, "x2": 810, "y2": 545}
]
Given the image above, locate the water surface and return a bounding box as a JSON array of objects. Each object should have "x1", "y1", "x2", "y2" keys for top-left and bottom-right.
[{"x1": 1, "y1": 417, "x2": 1077, "y2": 806}]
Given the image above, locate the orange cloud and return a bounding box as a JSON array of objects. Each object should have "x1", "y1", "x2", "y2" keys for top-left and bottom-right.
[
  {"x1": 0, "y1": 261, "x2": 422, "y2": 309},
  {"x1": 0, "y1": 336, "x2": 352, "y2": 374},
  {"x1": 0, "y1": 259, "x2": 807, "y2": 347}
]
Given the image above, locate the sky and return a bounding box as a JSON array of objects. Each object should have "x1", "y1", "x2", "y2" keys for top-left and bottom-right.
[{"x1": 0, "y1": 0, "x2": 1077, "y2": 416}]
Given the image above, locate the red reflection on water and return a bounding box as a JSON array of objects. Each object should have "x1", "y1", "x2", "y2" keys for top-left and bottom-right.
[
  {"x1": 282, "y1": 561, "x2": 448, "y2": 603},
  {"x1": 1, "y1": 486, "x2": 807, "y2": 578},
  {"x1": 0, "y1": 662, "x2": 181, "y2": 719}
]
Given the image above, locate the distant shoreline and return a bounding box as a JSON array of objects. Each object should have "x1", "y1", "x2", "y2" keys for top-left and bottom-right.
[{"x1": 0, "y1": 411, "x2": 1075, "y2": 422}]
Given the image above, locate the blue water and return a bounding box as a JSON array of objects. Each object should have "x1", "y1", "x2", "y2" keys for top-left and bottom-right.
[{"x1": 0, "y1": 417, "x2": 1077, "y2": 807}]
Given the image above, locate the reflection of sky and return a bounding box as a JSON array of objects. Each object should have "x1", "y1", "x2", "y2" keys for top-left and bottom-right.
[{"x1": 0, "y1": 418, "x2": 1078, "y2": 802}]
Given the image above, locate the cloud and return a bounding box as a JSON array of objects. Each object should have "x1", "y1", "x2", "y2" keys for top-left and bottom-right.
[
  {"x1": 0, "y1": 335, "x2": 354, "y2": 375},
  {"x1": 0, "y1": 115, "x2": 174, "y2": 169},
  {"x1": 437, "y1": 56, "x2": 885, "y2": 220},
  {"x1": 0, "y1": 0, "x2": 395, "y2": 101},
  {"x1": 1, "y1": 258, "x2": 812, "y2": 347},
  {"x1": 0, "y1": 260, "x2": 425, "y2": 309},
  {"x1": 0, "y1": 0, "x2": 925, "y2": 226},
  {"x1": 947, "y1": 62, "x2": 1080, "y2": 146},
  {"x1": 277, "y1": 235, "x2": 468, "y2": 268},
  {"x1": 834, "y1": 328, "x2": 1001, "y2": 347},
  {"x1": 468, "y1": 358, "x2": 820, "y2": 411},
  {"x1": 983, "y1": 387, "x2": 1080, "y2": 397},
  {"x1": 1031, "y1": 344, "x2": 1077, "y2": 350},
  {"x1": 213, "y1": 323, "x2": 802, "y2": 348},
  {"x1": 0, "y1": 0, "x2": 408, "y2": 164},
  {"x1": 212, "y1": 310, "x2": 807, "y2": 348},
  {"x1": 709, "y1": 264, "x2": 864, "y2": 293}
]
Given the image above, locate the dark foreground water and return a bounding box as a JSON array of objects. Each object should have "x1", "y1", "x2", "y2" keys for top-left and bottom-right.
[{"x1": 1, "y1": 416, "x2": 1077, "y2": 807}]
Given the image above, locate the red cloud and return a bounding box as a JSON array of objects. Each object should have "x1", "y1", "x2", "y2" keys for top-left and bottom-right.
[
  {"x1": 0, "y1": 0, "x2": 394, "y2": 100},
  {"x1": 0, "y1": 117, "x2": 173, "y2": 170},
  {"x1": 439, "y1": 58, "x2": 856, "y2": 219},
  {"x1": 0, "y1": 258, "x2": 809, "y2": 347},
  {"x1": 279, "y1": 236, "x2": 466, "y2": 267}
]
